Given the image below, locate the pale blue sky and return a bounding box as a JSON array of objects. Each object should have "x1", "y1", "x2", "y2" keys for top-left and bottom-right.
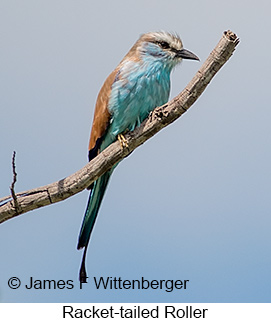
[{"x1": 1, "y1": 0, "x2": 271, "y2": 302}]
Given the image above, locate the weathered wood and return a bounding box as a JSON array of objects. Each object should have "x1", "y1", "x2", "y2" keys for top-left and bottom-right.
[{"x1": 0, "y1": 30, "x2": 239, "y2": 224}]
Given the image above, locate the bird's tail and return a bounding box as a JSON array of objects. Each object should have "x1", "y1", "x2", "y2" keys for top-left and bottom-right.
[{"x1": 77, "y1": 170, "x2": 112, "y2": 282}]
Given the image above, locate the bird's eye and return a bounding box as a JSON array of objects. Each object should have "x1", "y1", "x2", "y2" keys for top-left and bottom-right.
[{"x1": 158, "y1": 41, "x2": 170, "y2": 49}]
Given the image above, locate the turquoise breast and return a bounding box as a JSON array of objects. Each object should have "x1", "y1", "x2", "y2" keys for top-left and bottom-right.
[{"x1": 103, "y1": 60, "x2": 171, "y2": 149}]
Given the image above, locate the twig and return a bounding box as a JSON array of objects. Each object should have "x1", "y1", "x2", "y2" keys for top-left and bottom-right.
[
  {"x1": 0, "y1": 30, "x2": 239, "y2": 224},
  {"x1": 9, "y1": 151, "x2": 21, "y2": 214}
]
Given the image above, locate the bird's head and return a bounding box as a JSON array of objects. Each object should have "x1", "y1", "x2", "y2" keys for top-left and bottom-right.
[{"x1": 126, "y1": 31, "x2": 199, "y2": 70}]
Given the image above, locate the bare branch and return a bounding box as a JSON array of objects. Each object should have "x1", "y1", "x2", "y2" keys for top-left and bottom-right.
[
  {"x1": 9, "y1": 151, "x2": 22, "y2": 214},
  {"x1": 0, "y1": 30, "x2": 239, "y2": 224},
  {"x1": 10, "y1": 151, "x2": 17, "y2": 199}
]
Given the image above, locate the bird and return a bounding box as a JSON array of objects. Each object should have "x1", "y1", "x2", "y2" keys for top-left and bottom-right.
[{"x1": 77, "y1": 31, "x2": 199, "y2": 282}]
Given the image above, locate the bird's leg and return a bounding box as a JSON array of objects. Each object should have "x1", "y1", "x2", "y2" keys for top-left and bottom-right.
[{"x1": 117, "y1": 133, "x2": 129, "y2": 149}]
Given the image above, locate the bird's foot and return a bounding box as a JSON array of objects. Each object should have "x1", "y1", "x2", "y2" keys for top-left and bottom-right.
[
  {"x1": 149, "y1": 105, "x2": 169, "y2": 122},
  {"x1": 117, "y1": 134, "x2": 129, "y2": 149}
]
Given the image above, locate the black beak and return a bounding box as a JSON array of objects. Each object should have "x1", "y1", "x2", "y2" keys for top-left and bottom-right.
[{"x1": 177, "y1": 48, "x2": 200, "y2": 61}]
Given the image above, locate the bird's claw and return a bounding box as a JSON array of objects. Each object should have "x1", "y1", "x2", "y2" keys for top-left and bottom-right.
[{"x1": 117, "y1": 134, "x2": 129, "y2": 149}]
